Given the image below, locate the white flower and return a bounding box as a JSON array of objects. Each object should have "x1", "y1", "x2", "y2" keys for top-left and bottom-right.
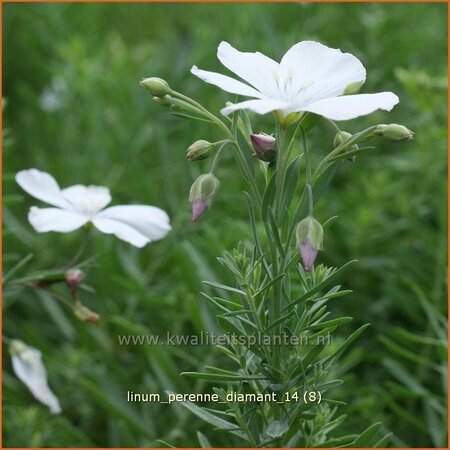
[
  {"x1": 16, "y1": 169, "x2": 171, "y2": 248},
  {"x1": 191, "y1": 41, "x2": 399, "y2": 121},
  {"x1": 10, "y1": 340, "x2": 62, "y2": 414}
]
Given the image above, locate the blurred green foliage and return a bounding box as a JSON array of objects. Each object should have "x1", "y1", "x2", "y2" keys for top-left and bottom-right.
[{"x1": 3, "y1": 2, "x2": 447, "y2": 447}]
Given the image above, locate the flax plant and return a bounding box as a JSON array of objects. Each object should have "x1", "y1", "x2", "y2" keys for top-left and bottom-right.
[{"x1": 141, "y1": 41, "x2": 413, "y2": 447}]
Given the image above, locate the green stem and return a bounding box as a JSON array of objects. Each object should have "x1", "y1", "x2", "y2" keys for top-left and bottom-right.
[
  {"x1": 64, "y1": 228, "x2": 91, "y2": 269},
  {"x1": 306, "y1": 184, "x2": 313, "y2": 217},
  {"x1": 302, "y1": 126, "x2": 312, "y2": 186},
  {"x1": 170, "y1": 90, "x2": 234, "y2": 141},
  {"x1": 209, "y1": 140, "x2": 230, "y2": 174},
  {"x1": 274, "y1": 125, "x2": 287, "y2": 223}
]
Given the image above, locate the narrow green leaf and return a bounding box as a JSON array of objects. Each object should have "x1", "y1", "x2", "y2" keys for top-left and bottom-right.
[
  {"x1": 327, "y1": 146, "x2": 376, "y2": 163},
  {"x1": 374, "y1": 432, "x2": 393, "y2": 447},
  {"x1": 202, "y1": 280, "x2": 246, "y2": 296},
  {"x1": 280, "y1": 155, "x2": 301, "y2": 214},
  {"x1": 316, "y1": 434, "x2": 358, "y2": 447},
  {"x1": 303, "y1": 316, "x2": 353, "y2": 331},
  {"x1": 350, "y1": 422, "x2": 382, "y2": 447},
  {"x1": 170, "y1": 112, "x2": 214, "y2": 124},
  {"x1": 261, "y1": 171, "x2": 277, "y2": 220},
  {"x1": 324, "y1": 323, "x2": 370, "y2": 363},
  {"x1": 2, "y1": 253, "x2": 34, "y2": 284},
  {"x1": 166, "y1": 391, "x2": 246, "y2": 439},
  {"x1": 181, "y1": 372, "x2": 266, "y2": 382},
  {"x1": 197, "y1": 431, "x2": 212, "y2": 448}
]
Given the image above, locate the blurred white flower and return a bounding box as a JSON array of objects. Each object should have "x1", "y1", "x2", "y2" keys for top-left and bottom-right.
[
  {"x1": 10, "y1": 340, "x2": 62, "y2": 414},
  {"x1": 16, "y1": 169, "x2": 171, "y2": 248},
  {"x1": 39, "y1": 77, "x2": 68, "y2": 112},
  {"x1": 191, "y1": 41, "x2": 399, "y2": 120}
]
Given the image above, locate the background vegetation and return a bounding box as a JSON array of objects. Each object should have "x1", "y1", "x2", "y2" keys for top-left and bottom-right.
[{"x1": 3, "y1": 2, "x2": 447, "y2": 447}]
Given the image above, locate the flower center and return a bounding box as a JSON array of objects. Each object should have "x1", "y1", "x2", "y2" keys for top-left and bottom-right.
[{"x1": 276, "y1": 68, "x2": 315, "y2": 102}]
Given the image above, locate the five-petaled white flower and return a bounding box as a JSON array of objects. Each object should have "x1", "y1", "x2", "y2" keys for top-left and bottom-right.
[
  {"x1": 16, "y1": 169, "x2": 171, "y2": 248},
  {"x1": 191, "y1": 41, "x2": 399, "y2": 120}
]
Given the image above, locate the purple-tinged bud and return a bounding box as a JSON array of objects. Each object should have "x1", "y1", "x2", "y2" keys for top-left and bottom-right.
[
  {"x1": 189, "y1": 173, "x2": 220, "y2": 222},
  {"x1": 65, "y1": 269, "x2": 85, "y2": 287},
  {"x1": 250, "y1": 133, "x2": 277, "y2": 162},
  {"x1": 375, "y1": 123, "x2": 414, "y2": 141},
  {"x1": 191, "y1": 199, "x2": 209, "y2": 222},
  {"x1": 295, "y1": 216, "x2": 324, "y2": 272},
  {"x1": 297, "y1": 240, "x2": 318, "y2": 272}
]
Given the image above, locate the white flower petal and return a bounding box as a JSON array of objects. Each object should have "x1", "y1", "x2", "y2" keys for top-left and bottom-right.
[
  {"x1": 92, "y1": 218, "x2": 148, "y2": 247},
  {"x1": 221, "y1": 98, "x2": 289, "y2": 116},
  {"x1": 217, "y1": 41, "x2": 279, "y2": 97},
  {"x1": 15, "y1": 169, "x2": 71, "y2": 209},
  {"x1": 62, "y1": 185, "x2": 112, "y2": 216},
  {"x1": 11, "y1": 340, "x2": 61, "y2": 414},
  {"x1": 301, "y1": 92, "x2": 399, "y2": 121},
  {"x1": 279, "y1": 41, "x2": 366, "y2": 102},
  {"x1": 191, "y1": 66, "x2": 263, "y2": 98},
  {"x1": 93, "y1": 205, "x2": 171, "y2": 247},
  {"x1": 28, "y1": 206, "x2": 89, "y2": 232}
]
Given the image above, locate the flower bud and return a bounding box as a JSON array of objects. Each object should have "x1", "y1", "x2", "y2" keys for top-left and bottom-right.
[
  {"x1": 152, "y1": 95, "x2": 172, "y2": 107},
  {"x1": 295, "y1": 216, "x2": 324, "y2": 272},
  {"x1": 189, "y1": 173, "x2": 220, "y2": 222},
  {"x1": 65, "y1": 268, "x2": 85, "y2": 287},
  {"x1": 186, "y1": 140, "x2": 214, "y2": 162},
  {"x1": 74, "y1": 303, "x2": 100, "y2": 323},
  {"x1": 375, "y1": 123, "x2": 414, "y2": 141},
  {"x1": 334, "y1": 130, "x2": 357, "y2": 162},
  {"x1": 250, "y1": 133, "x2": 277, "y2": 162},
  {"x1": 333, "y1": 130, "x2": 357, "y2": 150},
  {"x1": 140, "y1": 77, "x2": 171, "y2": 97}
]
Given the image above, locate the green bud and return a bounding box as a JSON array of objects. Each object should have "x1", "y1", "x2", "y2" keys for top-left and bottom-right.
[
  {"x1": 186, "y1": 140, "x2": 214, "y2": 162},
  {"x1": 375, "y1": 123, "x2": 414, "y2": 141},
  {"x1": 333, "y1": 130, "x2": 357, "y2": 150},
  {"x1": 296, "y1": 216, "x2": 324, "y2": 251},
  {"x1": 152, "y1": 95, "x2": 172, "y2": 107},
  {"x1": 74, "y1": 302, "x2": 100, "y2": 323},
  {"x1": 189, "y1": 173, "x2": 220, "y2": 222},
  {"x1": 334, "y1": 130, "x2": 358, "y2": 161},
  {"x1": 140, "y1": 77, "x2": 171, "y2": 97}
]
